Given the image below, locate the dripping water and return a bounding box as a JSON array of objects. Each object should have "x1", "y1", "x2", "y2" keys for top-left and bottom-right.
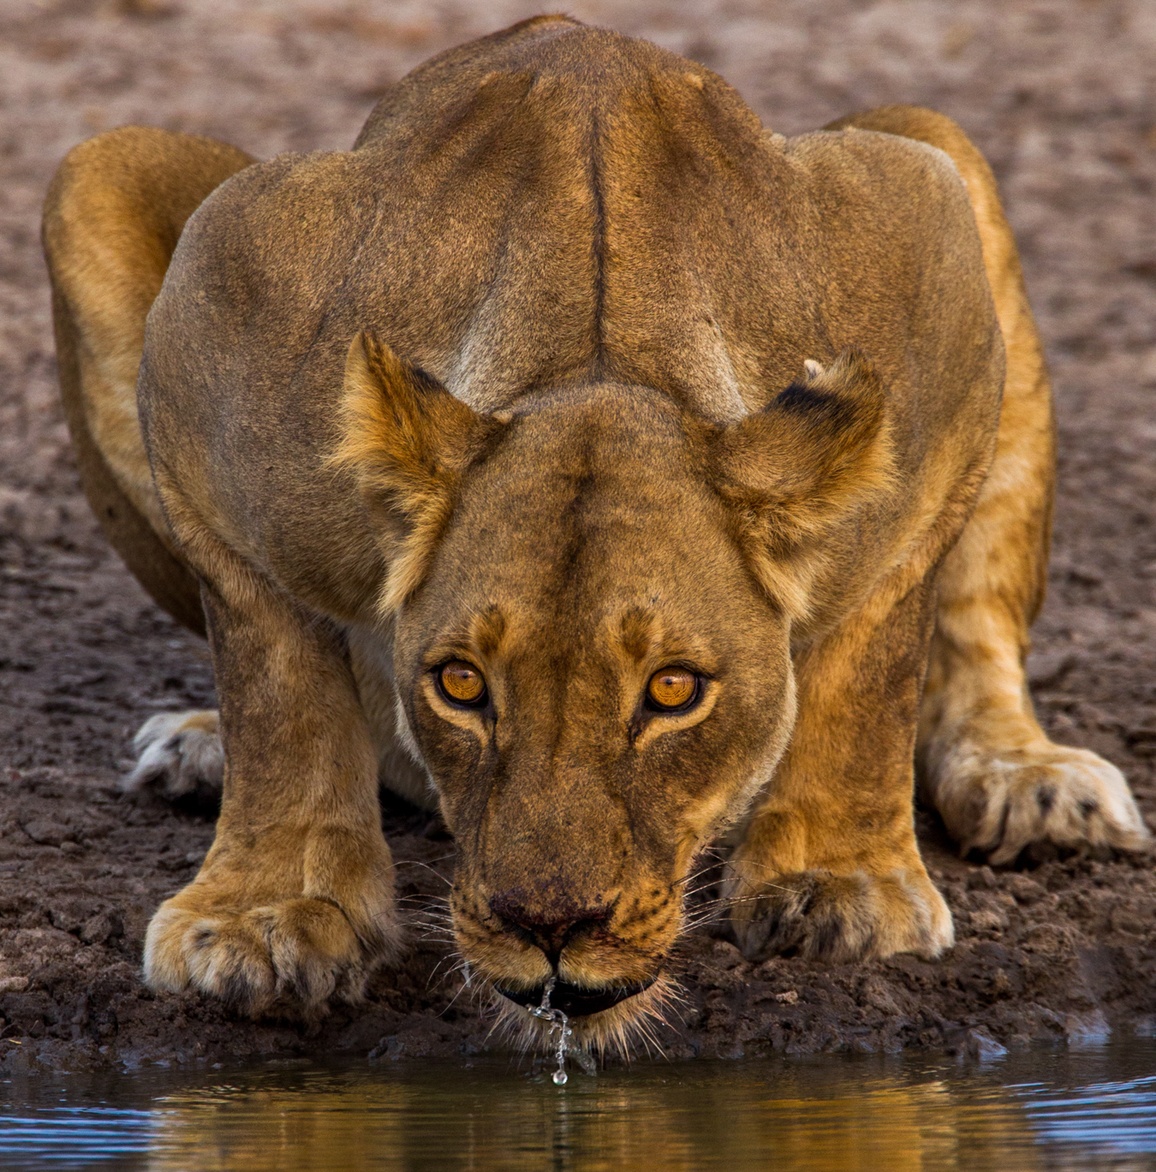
[{"x1": 526, "y1": 978, "x2": 596, "y2": 1085}]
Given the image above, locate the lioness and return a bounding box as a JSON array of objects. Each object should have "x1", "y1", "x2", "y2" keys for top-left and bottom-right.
[{"x1": 43, "y1": 16, "x2": 1149, "y2": 1040}]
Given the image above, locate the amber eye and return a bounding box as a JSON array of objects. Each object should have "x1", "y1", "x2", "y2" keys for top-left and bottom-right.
[
  {"x1": 437, "y1": 661, "x2": 488, "y2": 708},
  {"x1": 645, "y1": 667, "x2": 700, "y2": 713}
]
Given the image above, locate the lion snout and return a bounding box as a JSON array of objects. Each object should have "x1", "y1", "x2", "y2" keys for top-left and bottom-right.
[{"x1": 451, "y1": 874, "x2": 680, "y2": 1028}]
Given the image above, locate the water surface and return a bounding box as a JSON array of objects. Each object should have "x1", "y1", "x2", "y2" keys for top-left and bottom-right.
[{"x1": 3, "y1": 1039, "x2": 1155, "y2": 1169}]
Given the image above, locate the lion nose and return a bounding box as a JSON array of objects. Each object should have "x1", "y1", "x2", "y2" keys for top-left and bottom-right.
[{"x1": 488, "y1": 892, "x2": 612, "y2": 966}]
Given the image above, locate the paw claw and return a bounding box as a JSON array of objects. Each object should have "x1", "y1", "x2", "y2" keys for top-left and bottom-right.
[
  {"x1": 935, "y1": 743, "x2": 1151, "y2": 867},
  {"x1": 727, "y1": 866, "x2": 952, "y2": 963},
  {"x1": 145, "y1": 895, "x2": 384, "y2": 1017}
]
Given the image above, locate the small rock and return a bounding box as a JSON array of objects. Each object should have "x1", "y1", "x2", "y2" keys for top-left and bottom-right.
[
  {"x1": 21, "y1": 819, "x2": 71, "y2": 847},
  {"x1": 80, "y1": 911, "x2": 124, "y2": 946},
  {"x1": 708, "y1": 939, "x2": 745, "y2": 970},
  {"x1": 1007, "y1": 874, "x2": 1046, "y2": 906},
  {"x1": 1065, "y1": 565, "x2": 1104, "y2": 587},
  {"x1": 368, "y1": 1036, "x2": 406, "y2": 1062},
  {"x1": 773, "y1": 990, "x2": 799, "y2": 1004},
  {"x1": 1109, "y1": 906, "x2": 1149, "y2": 936},
  {"x1": 1123, "y1": 722, "x2": 1156, "y2": 757},
  {"x1": 1066, "y1": 1011, "x2": 1111, "y2": 1048},
  {"x1": 964, "y1": 1029, "x2": 1008, "y2": 1062},
  {"x1": 1026, "y1": 649, "x2": 1076, "y2": 689},
  {"x1": 970, "y1": 908, "x2": 1009, "y2": 935}
]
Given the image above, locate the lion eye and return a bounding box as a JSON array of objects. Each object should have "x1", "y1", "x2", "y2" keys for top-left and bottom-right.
[
  {"x1": 438, "y1": 661, "x2": 488, "y2": 708},
  {"x1": 645, "y1": 667, "x2": 700, "y2": 712}
]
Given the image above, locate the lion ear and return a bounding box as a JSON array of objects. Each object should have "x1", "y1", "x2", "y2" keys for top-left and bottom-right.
[
  {"x1": 708, "y1": 349, "x2": 895, "y2": 614},
  {"x1": 335, "y1": 331, "x2": 502, "y2": 612}
]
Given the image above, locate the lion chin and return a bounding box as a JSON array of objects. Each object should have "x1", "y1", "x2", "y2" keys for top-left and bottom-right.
[
  {"x1": 490, "y1": 973, "x2": 681, "y2": 1058},
  {"x1": 497, "y1": 977, "x2": 657, "y2": 1017}
]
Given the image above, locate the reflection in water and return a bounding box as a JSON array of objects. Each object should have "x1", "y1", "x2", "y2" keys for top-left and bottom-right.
[
  {"x1": 2, "y1": 1042, "x2": 1155, "y2": 1170},
  {"x1": 1022, "y1": 1072, "x2": 1156, "y2": 1160},
  {"x1": 144, "y1": 1071, "x2": 1027, "y2": 1172}
]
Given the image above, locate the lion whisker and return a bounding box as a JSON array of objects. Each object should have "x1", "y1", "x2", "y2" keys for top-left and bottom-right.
[
  {"x1": 673, "y1": 866, "x2": 720, "y2": 891},
  {"x1": 680, "y1": 906, "x2": 726, "y2": 931},
  {"x1": 407, "y1": 918, "x2": 457, "y2": 938},
  {"x1": 397, "y1": 852, "x2": 456, "y2": 866},
  {"x1": 682, "y1": 881, "x2": 722, "y2": 902},
  {"x1": 393, "y1": 857, "x2": 455, "y2": 886},
  {"x1": 404, "y1": 905, "x2": 453, "y2": 922},
  {"x1": 399, "y1": 898, "x2": 453, "y2": 914},
  {"x1": 403, "y1": 897, "x2": 455, "y2": 924},
  {"x1": 424, "y1": 950, "x2": 468, "y2": 990},
  {"x1": 437, "y1": 961, "x2": 476, "y2": 1016}
]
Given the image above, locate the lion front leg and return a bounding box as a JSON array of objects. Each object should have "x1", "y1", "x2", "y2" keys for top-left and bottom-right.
[
  {"x1": 727, "y1": 580, "x2": 953, "y2": 963},
  {"x1": 143, "y1": 567, "x2": 399, "y2": 1016},
  {"x1": 913, "y1": 314, "x2": 1151, "y2": 863},
  {"x1": 918, "y1": 552, "x2": 1152, "y2": 865},
  {"x1": 837, "y1": 105, "x2": 1151, "y2": 864}
]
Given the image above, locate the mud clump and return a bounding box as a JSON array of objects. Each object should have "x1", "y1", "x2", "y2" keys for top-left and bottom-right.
[{"x1": 1, "y1": 0, "x2": 1155, "y2": 1072}]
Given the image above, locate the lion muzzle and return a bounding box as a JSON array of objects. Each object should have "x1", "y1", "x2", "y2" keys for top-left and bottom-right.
[
  {"x1": 487, "y1": 889, "x2": 656, "y2": 1017},
  {"x1": 453, "y1": 879, "x2": 676, "y2": 1020}
]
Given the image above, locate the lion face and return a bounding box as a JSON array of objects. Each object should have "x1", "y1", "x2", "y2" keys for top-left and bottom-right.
[
  {"x1": 337, "y1": 334, "x2": 890, "y2": 1036},
  {"x1": 391, "y1": 387, "x2": 797, "y2": 1031}
]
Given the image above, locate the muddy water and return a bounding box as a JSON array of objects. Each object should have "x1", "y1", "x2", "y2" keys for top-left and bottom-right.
[{"x1": 2, "y1": 1041, "x2": 1155, "y2": 1170}]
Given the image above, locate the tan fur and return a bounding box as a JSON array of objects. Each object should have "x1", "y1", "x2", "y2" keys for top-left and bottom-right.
[
  {"x1": 43, "y1": 127, "x2": 253, "y2": 632},
  {"x1": 830, "y1": 106, "x2": 1150, "y2": 866},
  {"x1": 334, "y1": 332, "x2": 505, "y2": 614},
  {"x1": 44, "y1": 20, "x2": 1148, "y2": 1042}
]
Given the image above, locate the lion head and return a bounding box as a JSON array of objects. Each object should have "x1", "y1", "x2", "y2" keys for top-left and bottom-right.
[{"x1": 336, "y1": 332, "x2": 892, "y2": 1043}]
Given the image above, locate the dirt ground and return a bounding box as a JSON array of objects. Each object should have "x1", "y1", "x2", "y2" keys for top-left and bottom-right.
[{"x1": 1, "y1": 0, "x2": 1155, "y2": 1074}]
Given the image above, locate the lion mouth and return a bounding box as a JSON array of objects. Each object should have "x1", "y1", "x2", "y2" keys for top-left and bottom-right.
[{"x1": 495, "y1": 977, "x2": 656, "y2": 1018}]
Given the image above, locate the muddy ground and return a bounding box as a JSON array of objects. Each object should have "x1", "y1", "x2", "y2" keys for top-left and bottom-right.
[{"x1": 1, "y1": 0, "x2": 1155, "y2": 1074}]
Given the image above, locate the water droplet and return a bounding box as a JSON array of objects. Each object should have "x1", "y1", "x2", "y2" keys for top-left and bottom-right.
[{"x1": 525, "y1": 978, "x2": 595, "y2": 1084}]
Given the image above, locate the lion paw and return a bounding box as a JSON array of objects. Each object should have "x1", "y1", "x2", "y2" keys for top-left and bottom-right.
[
  {"x1": 728, "y1": 867, "x2": 953, "y2": 963},
  {"x1": 932, "y1": 742, "x2": 1152, "y2": 866},
  {"x1": 125, "y1": 710, "x2": 223, "y2": 804},
  {"x1": 144, "y1": 891, "x2": 391, "y2": 1016}
]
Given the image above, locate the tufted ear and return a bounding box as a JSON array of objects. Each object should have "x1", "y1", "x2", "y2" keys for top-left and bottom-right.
[
  {"x1": 707, "y1": 349, "x2": 895, "y2": 615},
  {"x1": 334, "y1": 331, "x2": 504, "y2": 612}
]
